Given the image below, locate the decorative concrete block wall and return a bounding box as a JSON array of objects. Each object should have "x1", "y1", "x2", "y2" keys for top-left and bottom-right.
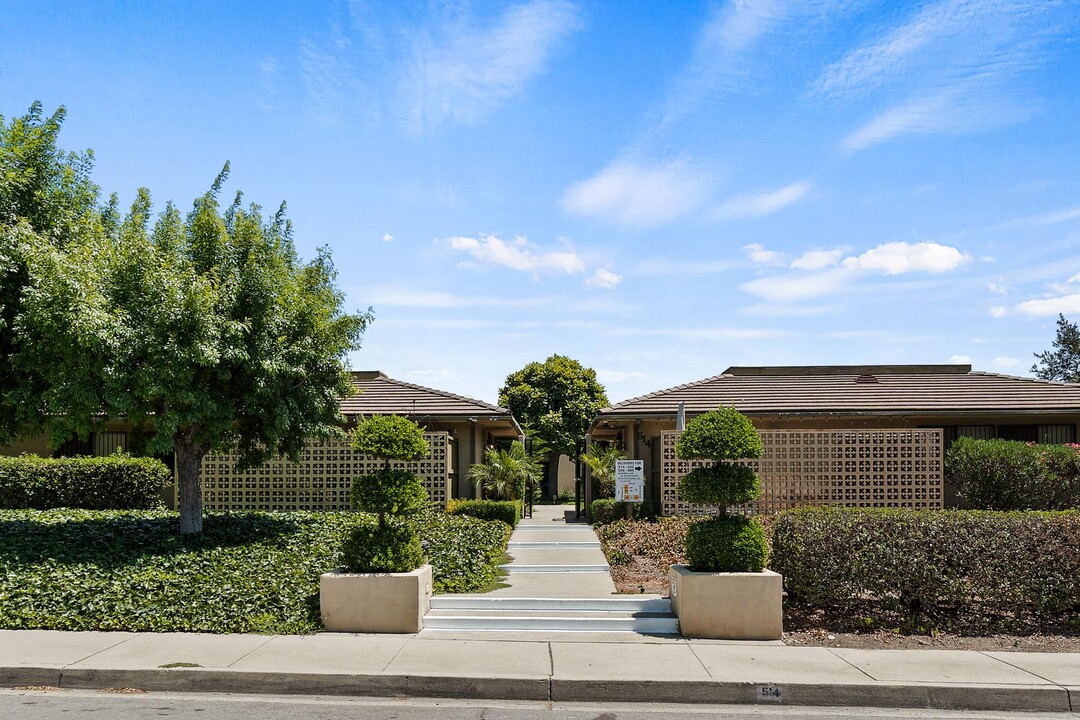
[
  {"x1": 197, "y1": 432, "x2": 452, "y2": 511},
  {"x1": 660, "y1": 428, "x2": 943, "y2": 516}
]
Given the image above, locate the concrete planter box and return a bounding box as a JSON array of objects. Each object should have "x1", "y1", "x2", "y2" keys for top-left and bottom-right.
[
  {"x1": 668, "y1": 565, "x2": 783, "y2": 640},
  {"x1": 320, "y1": 564, "x2": 432, "y2": 633}
]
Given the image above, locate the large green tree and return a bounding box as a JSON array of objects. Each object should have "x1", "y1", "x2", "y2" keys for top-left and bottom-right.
[
  {"x1": 11, "y1": 137, "x2": 370, "y2": 532},
  {"x1": 0, "y1": 103, "x2": 105, "y2": 442},
  {"x1": 498, "y1": 355, "x2": 608, "y2": 491},
  {"x1": 1032, "y1": 314, "x2": 1080, "y2": 383}
]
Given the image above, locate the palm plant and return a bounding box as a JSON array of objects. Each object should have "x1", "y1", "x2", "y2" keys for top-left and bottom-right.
[
  {"x1": 582, "y1": 443, "x2": 627, "y2": 498},
  {"x1": 467, "y1": 440, "x2": 542, "y2": 501}
]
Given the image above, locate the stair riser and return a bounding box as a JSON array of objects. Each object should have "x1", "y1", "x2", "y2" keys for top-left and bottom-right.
[
  {"x1": 423, "y1": 617, "x2": 679, "y2": 633},
  {"x1": 499, "y1": 565, "x2": 609, "y2": 573},
  {"x1": 430, "y1": 598, "x2": 671, "y2": 613}
]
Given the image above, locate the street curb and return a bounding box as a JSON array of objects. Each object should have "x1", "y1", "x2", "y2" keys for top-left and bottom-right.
[{"x1": 1, "y1": 666, "x2": 1073, "y2": 712}]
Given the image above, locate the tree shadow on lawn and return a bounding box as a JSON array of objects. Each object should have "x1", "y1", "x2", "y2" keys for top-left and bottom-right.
[{"x1": 0, "y1": 511, "x2": 307, "y2": 569}]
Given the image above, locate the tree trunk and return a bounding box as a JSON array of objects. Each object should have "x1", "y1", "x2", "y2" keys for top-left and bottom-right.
[
  {"x1": 175, "y1": 432, "x2": 209, "y2": 535},
  {"x1": 546, "y1": 449, "x2": 560, "y2": 500}
]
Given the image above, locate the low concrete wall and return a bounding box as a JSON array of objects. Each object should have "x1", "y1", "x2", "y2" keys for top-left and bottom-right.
[
  {"x1": 320, "y1": 565, "x2": 432, "y2": 633},
  {"x1": 668, "y1": 565, "x2": 783, "y2": 640}
]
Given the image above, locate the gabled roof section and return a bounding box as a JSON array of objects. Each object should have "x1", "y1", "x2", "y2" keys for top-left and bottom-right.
[
  {"x1": 597, "y1": 365, "x2": 1080, "y2": 417},
  {"x1": 340, "y1": 371, "x2": 516, "y2": 422}
]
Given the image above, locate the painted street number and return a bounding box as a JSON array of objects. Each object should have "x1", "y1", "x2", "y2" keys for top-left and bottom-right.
[{"x1": 757, "y1": 684, "x2": 783, "y2": 703}]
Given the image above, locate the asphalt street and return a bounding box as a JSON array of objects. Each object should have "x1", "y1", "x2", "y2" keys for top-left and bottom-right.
[{"x1": 0, "y1": 690, "x2": 1069, "y2": 720}]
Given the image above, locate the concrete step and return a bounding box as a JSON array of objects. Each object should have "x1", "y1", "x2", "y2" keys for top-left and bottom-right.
[
  {"x1": 423, "y1": 611, "x2": 678, "y2": 634},
  {"x1": 507, "y1": 541, "x2": 601, "y2": 549},
  {"x1": 499, "y1": 564, "x2": 610, "y2": 573},
  {"x1": 430, "y1": 596, "x2": 670, "y2": 612}
]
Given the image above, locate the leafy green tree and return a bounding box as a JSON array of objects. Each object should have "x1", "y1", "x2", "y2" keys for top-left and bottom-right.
[
  {"x1": 0, "y1": 103, "x2": 105, "y2": 442},
  {"x1": 498, "y1": 355, "x2": 608, "y2": 492},
  {"x1": 1032, "y1": 314, "x2": 1080, "y2": 383},
  {"x1": 15, "y1": 162, "x2": 371, "y2": 534},
  {"x1": 467, "y1": 440, "x2": 541, "y2": 501}
]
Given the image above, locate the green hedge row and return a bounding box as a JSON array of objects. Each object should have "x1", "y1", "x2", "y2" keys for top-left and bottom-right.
[
  {"x1": 0, "y1": 509, "x2": 512, "y2": 633},
  {"x1": 771, "y1": 507, "x2": 1080, "y2": 633},
  {"x1": 0, "y1": 454, "x2": 170, "y2": 510},
  {"x1": 446, "y1": 499, "x2": 520, "y2": 528},
  {"x1": 945, "y1": 437, "x2": 1080, "y2": 510},
  {"x1": 589, "y1": 498, "x2": 656, "y2": 525}
]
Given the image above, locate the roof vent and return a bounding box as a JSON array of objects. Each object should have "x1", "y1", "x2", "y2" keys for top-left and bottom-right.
[{"x1": 855, "y1": 374, "x2": 879, "y2": 384}]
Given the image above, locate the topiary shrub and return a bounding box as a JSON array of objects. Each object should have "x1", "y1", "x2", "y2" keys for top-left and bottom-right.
[
  {"x1": 341, "y1": 517, "x2": 424, "y2": 574},
  {"x1": 675, "y1": 406, "x2": 767, "y2": 572},
  {"x1": 685, "y1": 516, "x2": 768, "y2": 573},
  {"x1": 346, "y1": 415, "x2": 430, "y2": 573},
  {"x1": 446, "y1": 498, "x2": 520, "y2": 527},
  {"x1": 0, "y1": 453, "x2": 170, "y2": 510}
]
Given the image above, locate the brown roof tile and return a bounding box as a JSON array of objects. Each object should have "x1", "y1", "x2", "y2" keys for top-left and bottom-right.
[
  {"x1": 339, "y1": 371, "x2": 517, "y2": 422},
  {"x1": 598, "y1": 365, "x2": 1080, "y2": 417}
]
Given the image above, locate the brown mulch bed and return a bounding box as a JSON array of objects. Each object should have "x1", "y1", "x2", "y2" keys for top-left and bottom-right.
[{"x1": 596, "y1": 517, "x2": 1080, "y2": 652}]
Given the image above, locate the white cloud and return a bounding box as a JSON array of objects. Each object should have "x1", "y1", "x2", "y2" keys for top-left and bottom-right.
[
  {"x1": 841, "y1": 242, "x2": 969, "y2": 275},
  {"x1": 948, "y1": 355, "x2": 973, "y2": 364},
  {"x1": 561, "y1": 158, "x2": 712, "y2": 229},
  {"x1": 740, "y1": 269, "x2": 850, "y2": 302},
  {"x1": 400, "y1": 0, "x2": 582, "y2": 132},
  {"x1": 739, "y1": 302, "x2": 841, "y2": 317},
  {"x1": 990, "y1": 306, "x2": 1007, "y2": 318},
  {"x1": 300, "y1": 24, "x2": 354, "y2": 124},
  {"x1": 1016, "y1": 293, "x2": 1080, "y2": 317},
  {"x1": 713, "y1": 181, "x2": 812, "y2": 220},
  {"x1": 586, "y1": 268, "x2": 622, "y2": 289},
  {"x1": 448, "y1": 235, "x2": 585, "y2": 276},
  {"x1": 790, "y1": 248, "x2": 846, "y2": 271},
  {"x1": 382, "y1": 233, "x2": 394, "y2": 242},
  {"x1": 987, "y1": 282, "x2": 1008, "y2": 294},
  {"x1": 993, "y1": 356, "x2": 1021, "y2": 369},
  {"x1": 1069, "y1": 272, "x2": 1080, "y2": 284},
  {"x1": 742, "y1": 243, "x2": 784, "y2": 265}
]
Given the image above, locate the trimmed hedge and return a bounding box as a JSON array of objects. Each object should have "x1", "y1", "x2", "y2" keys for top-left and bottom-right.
[
  {"x1": 446, "y1": 499, "x2": 520, "y2": 528},
  {"x1": 590, "y1": 498, "x2": 656, "y2": 525},
  {"x1": 685, "y1": 516, "x2": 768, "y2": 572},
  {"x1": 772, "y1": 507, "x2": 1080, "y2": 633},
  {"x1": 0, "y1": 509, "x2": 512, "y2": 633},
  {"x1": 0, "y1": 454, "x2": 170, "y2": 510},
  {"x1": 341, "y1": 516, "x2": 423, "y2": 573},
  {"x1": 945, "y1": 437, "x2": 1080, "y2": 510}
]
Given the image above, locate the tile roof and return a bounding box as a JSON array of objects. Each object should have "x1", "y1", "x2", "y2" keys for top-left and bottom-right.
[
  {"x1": 597, "y1": 365, "x2": 1080, "y2": 417},
  {"x1": 339, "y1": 371, "x2": 516, "y2": 421}
]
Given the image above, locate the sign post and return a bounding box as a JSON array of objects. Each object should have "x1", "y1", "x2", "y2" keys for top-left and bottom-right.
[{"x1": 614, "y1": 459, "x2": 644, "y2": 519}]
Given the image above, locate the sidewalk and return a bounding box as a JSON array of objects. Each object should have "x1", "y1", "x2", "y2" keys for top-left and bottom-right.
[
  {"x1": 1, "y1": 628, "x2": 1078, "y2": 712},
  {"x1": 1, "y1": 505, "x2": 1077, "y2": 712}
]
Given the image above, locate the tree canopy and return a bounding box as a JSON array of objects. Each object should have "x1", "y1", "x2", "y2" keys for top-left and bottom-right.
[
  {"x1": 1031, "y1": 314, "x2": 1080, "y2": 383},
  {"x1": 498, "y1": 354, "x2": 608, "y2": 460},
  {"x1": 3, "y1": 104, "x2": 372, "y2": 533}
]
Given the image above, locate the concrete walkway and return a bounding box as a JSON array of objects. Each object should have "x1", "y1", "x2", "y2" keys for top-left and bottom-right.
[{"x1": 1, "y1": 628, "x2": 1077, "y2": 712}]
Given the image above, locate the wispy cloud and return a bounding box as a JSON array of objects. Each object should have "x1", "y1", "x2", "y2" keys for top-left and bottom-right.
[
  {"x1": 741, "y1": 241, "x2": 970, "y2": 301},
  {"x1": 1015, "y1": 293, "x2": 1080, "y2": 317},
  {"x1": 713, "y1": 181, "x2": 812, "y2": 220},
  {"x1": 742, "y1": 243, "x2": 785, "y2": 265},
  {"x1": 993, "y1": 356, "x2": 1021, "y2": 369},
  {"x1": 949, "y1": 354, "x2": 973, "y2": 364},
  {"x1": 448, "y1": 234, "x2": 585, "y2": 276},
  {"x1": 818, "y1": 0, "x2": 1066, "y2": 151},
  {"x1": 363, "y1": 285, "x2": 555, "y2": 309},
  {"x1": 300, "y1": 24, "x2": 354, "y2": 123},
  {"x1": 561, "y1": 157, "x2": 713, "y2": 230},
  {"x1": 399, "y1": 0, "x2": 582, "y2": 133},
  {"x1": 586, "y1": 268, "x2": 622, "y2": 289},
  {"x1": 633, "y1": 258, "x2": 730, "y2": 276}
]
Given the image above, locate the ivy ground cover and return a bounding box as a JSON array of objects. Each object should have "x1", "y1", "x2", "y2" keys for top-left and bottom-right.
[{"x1": 0, "y1": 509, "x2": 509, "y2": 634}]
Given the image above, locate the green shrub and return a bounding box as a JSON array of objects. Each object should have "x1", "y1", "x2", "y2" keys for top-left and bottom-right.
[
  {"x1": 350, "y1": 415, "x2": 429, "y2": 460},
  {"x1": 590, "y1": 498, "x2": 654, "y2": 525},
  {"x1": 417, "y1": 511, "x2": 512, "y2": 593},
  {"x1": 0, "y1": 454, "x2": 169, "y2": 510},
  {"x1": 771, "y1": 507, "x2": 1080, "y2": 633},
  {"x1": 685, "y1": 516, "x2": 768, "y2": 572},
  {"x1": 340, "y1": 517, "x2": 423, "y2": 574},
  {"x1": 945, "y1": 438, "x2": 1080, "y2": 510},
  {"x1": 677, "y1": 465, "x2": 760, "y2": 508},
  {"x1": 350, "y1": 468, "x2": 428, "y2": 518},
  {"x1": 446, "y1": 499, "x2": 520, "y2": 527},
  {"x1": 675, "y1": 407, "x2": 763, "y2": 461}
]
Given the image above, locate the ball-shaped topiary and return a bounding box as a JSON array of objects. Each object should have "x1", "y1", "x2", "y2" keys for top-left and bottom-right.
[
  {"x1": 675, "y1": 407, "x2": 763, "y2": 461},
  {"x1": 685, "y1": 516, "x2": 769, "y2": 573},
  {"x1": 678, "y1": 464, "x2": 761, "y2": 509},
  {"x1": 341, "y1": 517, "x2": 424, "y2": 573},
  {"x1": 351, "y1": 414, "x2": 429, "y2": 461},
  {"x1": 351, "y1": 468, "x2": 428, "y2": 519}
]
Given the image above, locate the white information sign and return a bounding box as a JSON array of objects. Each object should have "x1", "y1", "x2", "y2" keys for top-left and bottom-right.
[{"x1": 614, "y1": 459, "x2": 644, "y2": 503}]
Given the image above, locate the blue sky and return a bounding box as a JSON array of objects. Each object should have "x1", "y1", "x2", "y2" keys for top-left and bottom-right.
[{"x1": 3, "y1": 0, "x2": 1079, "y2": 404}]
